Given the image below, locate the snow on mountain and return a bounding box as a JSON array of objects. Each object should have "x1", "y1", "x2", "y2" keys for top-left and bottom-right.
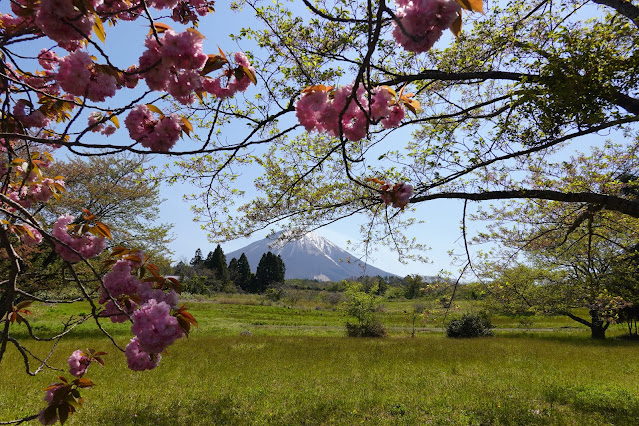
[{"x1": 226, "y1": 231, "x2": 395, "y2": 281}]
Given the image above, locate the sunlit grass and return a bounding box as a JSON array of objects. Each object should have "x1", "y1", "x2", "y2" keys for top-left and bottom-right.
[
  {"x1": 2, "y1": 297, "x2": 637, "y2": 424},
  {"x1": 2, "y1": 334, "x2": 639, "y2": 425}
]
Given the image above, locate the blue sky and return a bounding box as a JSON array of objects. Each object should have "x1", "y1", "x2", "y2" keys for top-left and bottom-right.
[{"x1": 3, "y1": 1, "x2": 609, "y2": 278}]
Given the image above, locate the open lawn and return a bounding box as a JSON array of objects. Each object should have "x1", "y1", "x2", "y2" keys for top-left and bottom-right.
[{"x1": 1, "y1": 297, "x2": 638, "y2": 425}]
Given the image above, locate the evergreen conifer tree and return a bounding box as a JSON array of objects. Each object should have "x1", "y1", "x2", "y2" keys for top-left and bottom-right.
[
  {"x1": 237, "y1": 253, "x2": 253, "y2": 292},
  {"x1": 190, "y1": 248, "x2": 204, "y2": 267},
  {"x1": 253, "y1": 251, "x2": 286, "y2": 293},
  {"x1": 205, "y1": 244, "x2": 230, "y2": 284}
]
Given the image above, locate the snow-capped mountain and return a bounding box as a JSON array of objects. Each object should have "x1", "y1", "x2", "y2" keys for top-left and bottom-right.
[{"x1": 226, "y1": 231, "x2": 395, "y2": 281}]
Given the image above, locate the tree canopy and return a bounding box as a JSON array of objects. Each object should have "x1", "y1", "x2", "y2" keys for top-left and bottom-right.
[
  {"x1": 252, "y1": 251, "x2": 286, "y2": 293},
  {"x1": 44, "y1": 154, "x2": 173, "y2": 257},
  {"x1": 163, "y1": 0, "x2": 639, "y2": 264}
]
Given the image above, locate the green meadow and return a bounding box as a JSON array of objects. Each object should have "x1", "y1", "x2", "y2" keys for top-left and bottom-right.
[{"x1": 2, "y1": 296, "x2": 638, "y2": 425}]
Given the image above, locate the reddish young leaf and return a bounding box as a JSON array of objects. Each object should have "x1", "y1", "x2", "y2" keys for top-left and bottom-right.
[
  {"x1": 94, "y1": 222, "x2": 112, "y2": 239},
  {"x1": 242, "y1": 66, "x2": 257, "y2": 84},
  {"x1": 200, "y1": 54, "x2": 228, "y2": 76},
  {"x1": 149, "y1": 22, "x2": 172, "y2": 35},
  {"x1": 449, "y1": 12, "x2": 463, "y2": 38},
  {"x1": 454, "y1": 0, "x2": 483, "y2": 12},
  {"x1": 74, "y1": 378, "x2": 94, "y2": 388},
  {"x1": 145, "y1": 104, "x2": 164, "y2": 116}
]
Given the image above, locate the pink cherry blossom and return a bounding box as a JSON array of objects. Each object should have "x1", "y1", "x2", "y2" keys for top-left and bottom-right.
[
  {"x1": 35, "y1": 0, "x2": 103, "y2": 51},
  {"x1": 67, "y1": 350, "x2": 90, "y2": 377},
  {"x1": 295, "y1": 83, "x2": 406, "y2": 141},
  {"x1": 124, "y1": 104, "x2": 183, "y2": 151},
  {"x1": 18, "y1": 224, "x2": 43, "y2": 246},
  {"x1": 125, "y1": 337, "x2": 162, "y2": 371},
  {"x1": 380, "y1": 181, "x2": 414, "y2": 209},
  {"x1": 392, "y1": 0, "x2": 461, "y2": 53},
  {"x1": 131, "y1": 299, "x2": 184, "y2": 354},
  {"x1": 52, "y1": 214, "x2": 107, "y2": 262},
  {"x1": 57, "y1": 51, "x2": 117, "y2": 101}
]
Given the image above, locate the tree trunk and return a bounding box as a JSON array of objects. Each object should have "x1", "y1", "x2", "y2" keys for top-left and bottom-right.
[
  {"x1": 564, "y1": 311, "x2": 608, "y2": 339},
  {"x1": 589, "y1": 309, "x2": 607, "y2": 340}
]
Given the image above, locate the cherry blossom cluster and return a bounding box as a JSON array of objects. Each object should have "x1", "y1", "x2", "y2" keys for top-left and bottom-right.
[
  {"x1": 4, "y1": 154, "x2": 64, "y2": 210},
  {"x1": 52, "y1": 214, "x2": 107, "y2": 262},
  {"x1": 6, "y1": 177, "x2": 64, "y2": 210},
  {"x1": 17, "y1": 224, "x2": 44, "y2": 246},
  {"x1": 88, "y1": 112, "x2": 117, "y2": 136},
  {"x1": 124, "y1": 104, "x2": 183, "y2": 152},
  {"x1": 295, "y1": 85, "x2": 406, "y2": 141},
  {"x1": 57, "y1": 51, "x2": 118, "y2": 102},
  {"x1": 1, "y1": 1, "x2": 222, "y2": 153},
  {"x1": 100, "y1": 257, "x2": 183, "y2": 371},
  {"x1": 138, "y1": 28, "x2": 255, "y2": 105},
  {"x1": 67, "y1": 350, "x2": 91, "y2": 377},
  {"x1": 202, "y1": 52, "x2": 255, "y2": 100},
  {"x1": 99, "y1": 258, "x2": 178, "y2": 322},
  {"x1": 392, "y1": 0, "x2": 461, "y2": 52},
  {"x1": 138, "y1": 29, "x2": 209, "y2": 105},
  {"x1": 13, "y1": 100, "x2": 51, "y2": 129},
  {"x1": 379, "y1": 181, "x2": 414, "y2": 209},
  {"x1": 0, "y1": 0, "x2": 214, "y2": 50},
  {"x1": 35, "y1": 0, "x2": 103, "y2": 51}
]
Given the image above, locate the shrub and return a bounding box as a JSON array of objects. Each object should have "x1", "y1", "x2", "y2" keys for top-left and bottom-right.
[
  {"x1": 446, "y1": 312, "x2": 494, "y2": 338},
  {"x1": 343, "y1": 282, "x2": 387, "y2": 338},
  {"x1": 345, "y1": 320, "x2": 388, "y2": 338}
]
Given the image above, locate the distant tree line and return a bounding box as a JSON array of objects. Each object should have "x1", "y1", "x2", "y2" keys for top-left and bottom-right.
[{"x1": 174, "y1": 246, "x2": 285, "y2": 294}]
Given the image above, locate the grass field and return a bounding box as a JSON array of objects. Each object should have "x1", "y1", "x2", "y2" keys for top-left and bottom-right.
[{"x1": 1, "y1": 296, "x2": 638, "y2": 425}]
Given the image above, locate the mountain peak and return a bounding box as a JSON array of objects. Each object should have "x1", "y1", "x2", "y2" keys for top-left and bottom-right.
[{"x1": 227, "y1": 231, "x2": 394, "y2": 281}]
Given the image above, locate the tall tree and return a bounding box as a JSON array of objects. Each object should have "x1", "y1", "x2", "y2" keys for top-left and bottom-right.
[
  {"x1": 236, "y1": 253, "x2": 253, "y2": 292},
  {"x1": 176, "y1": 0, "x2": 639, "y2": 265},
  {"x1": 228, "y1": 257, "x2": 239, "y2": 285},
  {"x1": 204, "y1": 244, "x2": 230, "y2": 284},
  {"x1": 252, "y1": 251, "x2": 286, "y2": 293},
  {"x1": 190, "y1": 249, "x2": 204, "y2": 268},
  {"x1": 477, "y1": 147, "x2": 639, "y2": 338},
  {"x1": 44, "y1": 154, "x2": 173, "y2": 258}
]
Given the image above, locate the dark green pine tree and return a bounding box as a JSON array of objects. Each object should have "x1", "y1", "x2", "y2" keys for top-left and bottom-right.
[
  {"x1": 228, "y1": 257, "x2": 239, "y2": 285},
  {"x1": 276, "y1": 254, "x2": 286, "y2": 282},
  {"x1": 190, "y1": 248, "x2": 204, "y2": 267},
  {"x1": 205, "y1": 244, "x2": 230, "y2": 284},
  {"x1": 237, "y1": 253, "x2": 253, "y2": 292},
  {"x1": 253, "y1": 251, "x2": 286, "y2": 293}
]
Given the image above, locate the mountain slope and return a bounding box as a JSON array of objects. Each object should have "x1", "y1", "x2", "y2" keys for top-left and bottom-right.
[{"x1": 226, "y1": 231, "x2": 395, "y2": 281}]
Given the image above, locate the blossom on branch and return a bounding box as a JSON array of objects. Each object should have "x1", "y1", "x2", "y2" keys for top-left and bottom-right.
[
  {"x1": 52, "y1": 214, "x2": 107, "y2": 262},
  {"x1": 295, "y1": 84, "x2": 416, "y2": 141},
  {"x1": 392, "y1": 0, "x2": 461, "y2": 52}
]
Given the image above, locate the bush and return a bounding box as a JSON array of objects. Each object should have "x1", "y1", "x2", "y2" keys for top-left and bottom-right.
[
  {"x1": 345, "y1": 320, "x2": 388, "y2": 338},
  {"x1": 446, "y1": 312, "x2": 494, "y2": 338},
  {"x1": 343, "y1": 282, "x2": 387, "y2": 338}
]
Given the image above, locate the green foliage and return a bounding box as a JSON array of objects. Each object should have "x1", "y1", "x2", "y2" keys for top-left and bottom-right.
[
  {"x1": 403, "y1": 274, "x2": 424, "y2": 299},
  {"x1": 446, "y1": 312, "x2": 494, "y2": 338},
  {"x1": 343, "y1": 282, "x2": 387, "y2": 338},
  {"x1": 204, "y1": 245, "x2": 230, "y2": 284},
  {"x1": 44, "y1": 153, "x2": 173, "y2": 258},
  {"x1": 252, "y1": 252, "x2": 285, "y2": 294}
]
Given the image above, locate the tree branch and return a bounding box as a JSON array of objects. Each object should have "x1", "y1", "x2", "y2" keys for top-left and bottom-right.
[{"x1": 412, "y1": 190, "x2": 639, "y2": 218}]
